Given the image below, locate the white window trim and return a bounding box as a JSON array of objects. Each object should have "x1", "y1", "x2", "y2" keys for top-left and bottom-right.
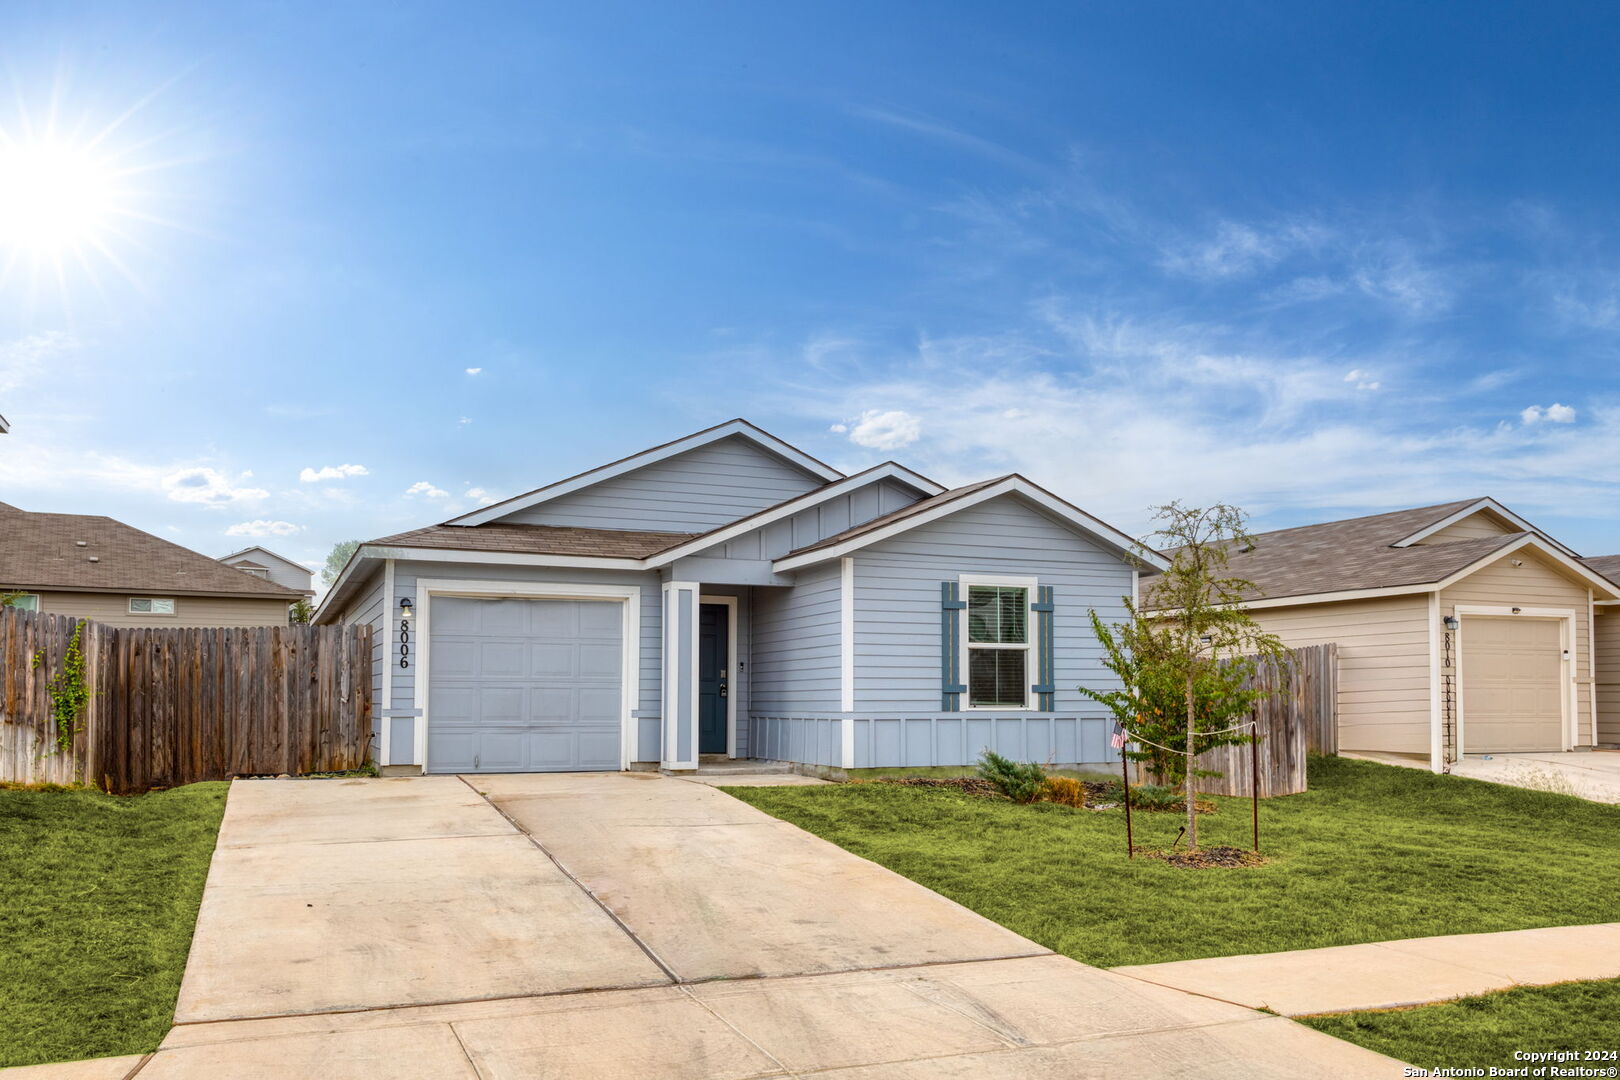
[
  {"x1": 5, "y1": 592, "x2": 40, "y2": 611},
  {"x1": 411, "y1": 578, "x2": 643, "y2": 773},
  {"x1": 699, "y1": 594, "x2": 740, "y2": 759},
  {"x1": 959, "y1": 574, "x2": 1038, "y2": 711},
  {"x1": 129, "y1": 597, "x2": 177, "y2": 616}
]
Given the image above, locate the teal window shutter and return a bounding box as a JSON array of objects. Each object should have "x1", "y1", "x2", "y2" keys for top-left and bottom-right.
[
  {"x1": 941, "y1": 581, "x2": 966, "y2": 709},
  {"x1": 1031, "y1": 585, "x2": 1055, "y2": 710}
]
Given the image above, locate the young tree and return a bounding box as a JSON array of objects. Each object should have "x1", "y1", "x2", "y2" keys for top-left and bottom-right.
[
  {"x1": 322, "y1": 540, "x2": 362, "y2": 586},
  {"x1": 1081, "y1": 502, "x2": 1285, "y2": 849},
  {"x1": 289, "y1": 597, "x2": 314, "y2": 624}
]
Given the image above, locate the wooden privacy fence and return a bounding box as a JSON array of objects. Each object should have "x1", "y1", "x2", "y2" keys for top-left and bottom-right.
[
  {"x1": 1, "y1": 607, "x2": 373, "y2": 793},
  {"x1": 1136, "y1": 642, "x2": 1338, "y2": 798}
]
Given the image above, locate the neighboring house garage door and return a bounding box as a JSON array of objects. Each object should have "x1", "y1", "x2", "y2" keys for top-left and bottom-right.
[
  {"x1": 1462, "y1": 616, "x2": 1564, "y2": 753},
  {"x1": 428, "y1": 596, "x2": 622, "y2": 772}
]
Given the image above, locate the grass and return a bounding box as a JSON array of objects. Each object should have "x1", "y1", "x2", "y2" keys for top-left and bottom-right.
[
  {"x1": 0, "y1": 782, "x2": 227, "y2": 1068},
  {"x1": 724, "y1": 755, "x2": 1620, "y2": 968},
  {"x1": 1300, "y1": 978, "x2": 1620, "y2": 1071},
  {"x1": 848, "y1": 764, "x2": 1119, "y2": 782}
]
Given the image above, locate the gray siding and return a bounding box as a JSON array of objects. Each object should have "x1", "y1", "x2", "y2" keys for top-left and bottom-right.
[
  {"x1": 496, "y1": 436, "x2": 826, "y2": 532},
  {"x1": 853, "y1": 493, "x2": 1134, "y2": 712},
  {"x1": 223, "y1": 548, "x2": 314, "y2": 593},
  {"x1": 391, "y1": 560, "x2": 666, "y2": 763},
  {"x1": 749, "y1": 716, "x2": 843, "y2": 767},
  {"x1": 687, "y1": 477, "x2": 928, "y2": 563},
  {"x1": 750, "y1": 562, "x2": 842, "y2": 714},
  {"x1": 853, "y1": 714, "x2": 1119, "y2": 768}
]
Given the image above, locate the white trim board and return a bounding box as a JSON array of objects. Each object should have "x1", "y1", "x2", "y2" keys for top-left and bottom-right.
[
  {"x1": 411, "y1": 577, "x2": 643, "y2": 773},
  {"x1": 1394, "y1": 498, "x2": 1581, "y2": 559},
  {"x1": 642, "y1": 462, "x2": 944, "y2": 568},
  {"x1": 773, "y1": 476, "x2": 1169, "y2": 573},
  {"x1": 445, "y1": 419, "x2": 845, "y2": 527},
  {"x1": 958, "y1": 573, "x2": 1040, "y2": 712},
  {"x1": 699, "y1": 594, "x2": 740, "y2": 758}
]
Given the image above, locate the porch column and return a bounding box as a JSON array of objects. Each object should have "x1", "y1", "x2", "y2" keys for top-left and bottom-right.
[{"x1": 661, "y1": 580, "x2": 701, "y2": 770}]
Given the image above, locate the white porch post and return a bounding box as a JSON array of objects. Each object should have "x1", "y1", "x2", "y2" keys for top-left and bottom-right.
[{"x1": 661, "y1": 580, "x2": 701, "y2": 770}]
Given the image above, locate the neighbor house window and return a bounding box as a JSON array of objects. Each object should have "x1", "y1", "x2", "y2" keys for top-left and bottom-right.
[
  {"x1": 965, "y1": 583, "x2": 1031, "y2": 708},
  {"x1": 129, "y1": 597, "x2": 176, "y2": 615},
  {"x1": 4, "y1": 593, "x2": 39, "y2": 611}
]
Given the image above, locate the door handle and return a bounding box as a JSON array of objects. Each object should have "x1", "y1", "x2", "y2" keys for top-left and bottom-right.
[{"x1": 719, "y1": 683, "x2": 728, "y2": 698}]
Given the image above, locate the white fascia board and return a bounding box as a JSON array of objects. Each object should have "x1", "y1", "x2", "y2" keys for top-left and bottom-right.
[
  {"x1": 771, "y1": 477, "x2": 1169, "y2": 573},
  {"x1": 642, "y1": 462, "x2": 945, "y2": 568},
  {"x1": 444, "y1": 419, "x2": 844, "y2": 527},
  {"x1": 219, "y1": 546, "x2": 311, "y2": 576},
  {"x1": 1433, "y1": 533, "x2": 1620, "y2": 598},
  {"x1": 312, "y1": 550, "x2": 379, "y2": 624},
  {"x1": 1393, "y1": 498, "x2": 1581, "y2": 559}
]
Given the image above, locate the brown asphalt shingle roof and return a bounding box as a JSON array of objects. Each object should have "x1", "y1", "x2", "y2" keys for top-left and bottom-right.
[
  {"x1": 0, "y1": 502, "x2": 304, "y2": 597},
  {"x1": 1582, "y1": 554, "x2": 1620, "y2": 585},
  {"x1": 370, "y1": 522, "x2": 698, "y2": 559},
  {"x1": 1143, "y1": 500, "x2": 1531, "y2": 607}
]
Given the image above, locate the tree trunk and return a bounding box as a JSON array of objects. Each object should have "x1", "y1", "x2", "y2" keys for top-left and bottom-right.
[{"x1": 1185, "y1": 672, "x2": 1198, "y2": 849}]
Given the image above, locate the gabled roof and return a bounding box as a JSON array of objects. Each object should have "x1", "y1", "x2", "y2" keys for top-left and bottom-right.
[
  {"x1": 444, "y1": 419, "x2": 845, "y2": 527},
  {"x1": 1390, "y1": 496, "x2": 1580, "y2": 558},
  {"x1": 1583, "y1": 555, "x2": 1620, "y2": 586},
  {"x1": 640, "y1": 460, "x2": 943, "y2": 567},
  {"x1": 772, "y1": 475, "x2": 1170, "y2": 572},
  {"x1": 0, "y1": 502, "x2": 304, "y2": 599},
  {"x1": 1145, "y1": 500, "x2": 1619, "y2": 608},
  {"x1": 370, "y1": 522, "x2": 697, "y2": 559},
  {"x1": 218, "y1": 545, "x2": 314, "y2": 578}
]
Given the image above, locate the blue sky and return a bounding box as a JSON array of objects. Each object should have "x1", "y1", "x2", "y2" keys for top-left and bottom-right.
[{"x1": 4, "y1": 1, "x2": 1620, "y2": 578}]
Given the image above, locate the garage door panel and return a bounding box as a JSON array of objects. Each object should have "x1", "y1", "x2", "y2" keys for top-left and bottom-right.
[
  {"x1": 428, "y1": 596, "x2": 624, "y2": 773},
  {"x1": 1462, "y1": 616, "x2": 1564, "y2": 754}
]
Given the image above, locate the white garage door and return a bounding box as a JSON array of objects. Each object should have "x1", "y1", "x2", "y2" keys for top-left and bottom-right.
[
  {"x1": 1462, "y1": 616, "x2": 1564, "y2": 753},
  {"x1": 427, "y1": 596, "x2": 623, "y2": 773}
]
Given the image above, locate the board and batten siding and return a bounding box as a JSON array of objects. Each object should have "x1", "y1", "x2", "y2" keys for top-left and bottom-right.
[
  {"x1": 16, "y1": 590, "x2": 294, "y2": 628},
  {"x1": 850, "y1": 493, "x2": 1134, "y2": 713},
  {"x1": 1250, "y1": 595, "x2": 1432, "y2": 755},
  {"x1": 1440, "y1": 550, "x2": 1596, "y2": 746},
  {"x1": 388, "y1": 560, "x2": 665, "y2": 765},
  {"x1": 1595, "y1": 610, "x2": 1620, "y2": 745},
  {"x1": 698, "y1": 478, "x2": 926, "y2": 562},
  {"x1": 749, "y1": 560, "x2": 842, "y2": 715},
  {"x1": 494, "y1": 436, "x2": 827, "y2": 532}
]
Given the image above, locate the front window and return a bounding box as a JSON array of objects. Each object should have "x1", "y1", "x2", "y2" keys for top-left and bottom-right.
[
  {"x1": 4, "y1": 593, "x2": 39, "y2": 611},
  {"x1": 129, "y1": 597, "x2": 176, "y2": 615},
  {"x1": 966, "y1": 584, "x2": 1030, "y2": 707}
]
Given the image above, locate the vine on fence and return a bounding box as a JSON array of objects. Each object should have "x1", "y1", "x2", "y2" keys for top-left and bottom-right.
[{"x1": 31, "y1": 620, "x2": 94, "y2": 754}]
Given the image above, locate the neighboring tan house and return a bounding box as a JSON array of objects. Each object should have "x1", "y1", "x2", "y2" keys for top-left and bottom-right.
[
  {"x1": 316, "y1": 418, "x2": 1167, "y2": 775},
  {"x1": 1583, "y1": 554, "x2": 1620, "y2": 750},
  {"x1": 219, "y1": 545, "x2": 316, "y2": 596},
  {"x1": 0, "y1": 501, "x2": 305, "y2": 627},
  {"x1": 1147, "y1": 498, "x2": 1620, "y2": 771}
]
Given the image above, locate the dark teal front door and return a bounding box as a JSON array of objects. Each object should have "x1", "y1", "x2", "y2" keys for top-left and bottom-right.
[{"x1": 699, "y1": 604, "x2": 729, "y2": 755}]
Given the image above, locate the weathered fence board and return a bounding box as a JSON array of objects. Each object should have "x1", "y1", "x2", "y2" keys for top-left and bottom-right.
[
  {"x1": 1136, "y1": 642, "x2": 1338, "y2": 798},
  {"x1": 0, "y1": 607, "x2": 372, "y2": 792}
]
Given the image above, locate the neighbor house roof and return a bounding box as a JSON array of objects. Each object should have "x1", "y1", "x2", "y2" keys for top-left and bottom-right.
[
  {"x1": 0, "y1": 502, "x2": 305, "y2": 598},
  {"x1": 370, "y1": 522, "x2": 698, "y2": 559},
  {"x1": 1145, "y1": 499, "x2": 1618, "y2": 608}
]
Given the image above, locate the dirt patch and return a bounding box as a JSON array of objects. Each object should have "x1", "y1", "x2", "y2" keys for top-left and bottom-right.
[{"x1": 1139, "y1": 845, "x2": 1266, "y2": 869}]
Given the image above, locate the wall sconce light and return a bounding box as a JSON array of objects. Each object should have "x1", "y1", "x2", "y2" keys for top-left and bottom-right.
[
  {"x1": 1443, "y1": 615, "x2": 1459, "y2": 631},
  {"x1": 399, "y1": 597, "x2": 414, "y2": 621},
  {"x1": 398, "y1": 598, "x2": 414, "y2": 669}
]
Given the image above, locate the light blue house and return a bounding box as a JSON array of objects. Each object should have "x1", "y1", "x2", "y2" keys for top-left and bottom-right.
[{"x1": 317, "y1": 419, "x2": 1167, "y2": 775}]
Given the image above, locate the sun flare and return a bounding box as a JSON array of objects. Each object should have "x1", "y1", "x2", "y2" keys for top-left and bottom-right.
[{"x1": 0, "y1": 140, "x2": 124, "y2": 255}]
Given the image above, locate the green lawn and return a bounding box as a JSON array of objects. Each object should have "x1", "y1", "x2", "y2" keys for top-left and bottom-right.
[
  {"x1": 0, "y1": 783, "x2": 227, "y2": 1068},
  {"x1": 725, "y1": 756, "x2": 1620, "y2": 968},
  {"x1": 1301, "y1": 978, "x2": 1620, "y2": 1072}
]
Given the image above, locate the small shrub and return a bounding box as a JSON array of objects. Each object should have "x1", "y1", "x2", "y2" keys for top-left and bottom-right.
[
  {"x1": 976, "y1": 750, "x2": 1046, "y2": 804},
  {"x1": 1038, "y1": 776, "x2": 1086, "y2": 808}
]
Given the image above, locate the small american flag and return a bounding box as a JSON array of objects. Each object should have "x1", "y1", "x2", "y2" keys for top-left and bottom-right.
[{"x1": 1110, "y1": 723, "x2": 1127, "y2": 750}]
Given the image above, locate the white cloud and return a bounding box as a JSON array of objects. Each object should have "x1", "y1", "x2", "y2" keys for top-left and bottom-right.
[
  {"x1": 1160, "y1": 221, "x2": 1330, "y2": 280},
  {"x1": 846, "y1": 409, "x2": 922, "y2": 450},
  {"x1": 225, "y1": 519, "x2": 303, "y2": 537},
  {"x1": 1343, "y1": 369, "x2": 1381, "y2": 391},
  {"x1": 458, "y1": 416, "x2": 473, "y2": 425},
  {"x1": 0, "y1": 331, "x2": 78, "y2": 393},
  {"x1": 828, "y1": 423, "x2": 848, "y2": 433},
  {"x1": 163, "y1": 468, "x2": 269, "y2": 506},
  {"x1": 406, "y1": 481, "x2": 449, "y2": 498},
  {"x1": 1521, "y1": 403, "x2": 1577, "y2": 425},
  {"x1": 298, "y1": 463, "x2": 369, "y2": 482},
  {"x1": 465, "y1": 367, "x2": 483, "y2": 375},
  {"x1": 464, "y1": 487, "x2": 498, "y2": 505}
]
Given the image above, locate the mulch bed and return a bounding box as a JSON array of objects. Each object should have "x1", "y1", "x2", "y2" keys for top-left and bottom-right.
[
  {"x1": 868, "y1": 776, "x2": 1003, "y2": 797},
  {"x1": 1138, "y1": 845, "x2": 1266, "y2": 869},
  {"x1": 866, "y1": 776, "x2": 1216, "y2": 813}
]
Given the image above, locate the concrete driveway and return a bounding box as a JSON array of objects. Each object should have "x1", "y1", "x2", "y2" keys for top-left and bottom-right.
[
  {"x1": 36, "y1": 772, "x2": 1401, "y2": 1079},
  {"x1": 1349, "y1": 748, "x2": 1620, "y2": 802}
]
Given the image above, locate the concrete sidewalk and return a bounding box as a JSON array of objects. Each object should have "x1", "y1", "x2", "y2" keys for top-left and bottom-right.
[
  {"x1": 1114, "y1": 923, "x2": 1620, "y2": 1016},
  {"x1": 4, "y1": 772, "x2": 1403, "y2": 1079}
]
